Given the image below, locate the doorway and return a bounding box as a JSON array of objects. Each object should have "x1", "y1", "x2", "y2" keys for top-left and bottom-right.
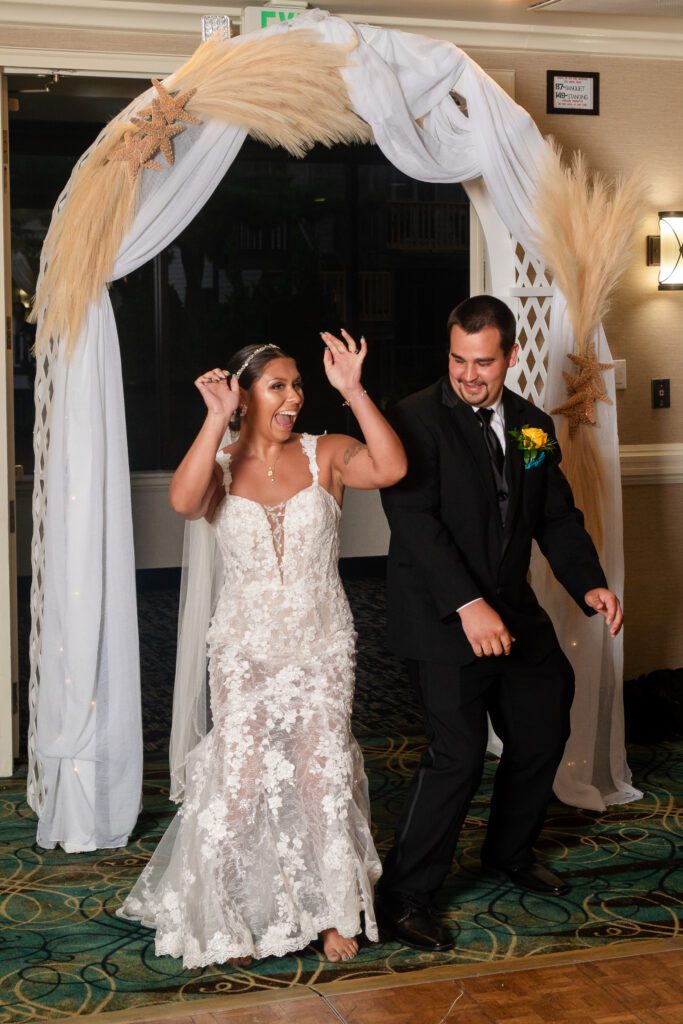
[{"x1": 7, "y1": 72, "x2": 473, "y2": 768}]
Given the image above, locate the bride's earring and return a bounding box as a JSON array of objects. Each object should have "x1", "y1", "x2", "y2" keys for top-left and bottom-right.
[{"x1": 240, "y1": 404, "x2": 247, "y2": 417}]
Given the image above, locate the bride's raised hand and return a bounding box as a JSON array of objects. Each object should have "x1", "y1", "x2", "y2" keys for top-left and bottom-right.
[
  {"x1": 321, "y1": 329, "x2": 367, "y2": 400},
  {"x1": 194, "y1": 367, "x2": 240, "y2": 421}
]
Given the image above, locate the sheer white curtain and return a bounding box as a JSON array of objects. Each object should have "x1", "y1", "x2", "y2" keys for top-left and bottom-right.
[
  {"x1": 34, "y1": 118, "x2": 247, "y2": 850},
  {"x1": 541, "y1": 316, "x2": 637, "y2": 808},
  {"x1": 32, "y1": 10, "x2": 636, "y2": 851}
]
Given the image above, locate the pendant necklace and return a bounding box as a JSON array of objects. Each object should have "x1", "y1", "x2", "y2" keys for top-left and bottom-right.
[{"x1": 250, "y1": 444, "x2": 283, "y2": 483}]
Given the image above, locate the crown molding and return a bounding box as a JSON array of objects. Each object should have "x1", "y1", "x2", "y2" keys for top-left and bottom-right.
[
  {"x1": 343, "y1": 12, "x2": 683, "y2": 61},
  {"x1": 0, "y1": 1, "x2": 682, "y2": 74},
  {"x1": 0, "y1": 1, "x2": 241, "y2": 38},
  {"x1": 0, "y1": 0, "x2": 237, "y2": 72},
  {"x1": 0, "y1": 47, "x2": 190, "y2": 77}
]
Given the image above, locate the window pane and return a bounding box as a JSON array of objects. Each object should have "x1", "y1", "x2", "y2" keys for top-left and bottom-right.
[{"x1": 116, "y1": 140, "x2": 469, "y2": 470}]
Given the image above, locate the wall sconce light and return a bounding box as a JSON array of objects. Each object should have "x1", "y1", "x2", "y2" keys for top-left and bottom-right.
[{"x1": 646, "y1": 212, "x2": 683, "y2": 290}]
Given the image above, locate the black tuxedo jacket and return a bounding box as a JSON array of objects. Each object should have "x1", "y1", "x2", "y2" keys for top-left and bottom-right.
[{"x1": 381, "y1": 378, "x2": 608, "y2": 666}]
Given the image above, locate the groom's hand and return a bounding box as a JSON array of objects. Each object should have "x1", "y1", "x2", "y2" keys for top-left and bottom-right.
[
  {"x1": 584, "y1": 588, "x2": 624, "y2": 638},
  {"x1": 458, "y1": 599, "x2": 515, "y2": 657}
]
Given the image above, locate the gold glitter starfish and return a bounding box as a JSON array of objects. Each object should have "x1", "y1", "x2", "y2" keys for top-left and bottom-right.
[
  {"x1": 552, "y1": 343, "x2": 613, "y2": 434},
  {"x1": 108, "y1": 130, "x2": 163, "y2": 187},
  {"x1": 138, "y1": 79, "x2": 202, "y2": 127}
]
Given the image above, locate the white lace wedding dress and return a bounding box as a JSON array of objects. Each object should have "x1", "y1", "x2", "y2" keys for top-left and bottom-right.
[{"x1": 118, "y1": 434, "x2": 381, "y2": 967}]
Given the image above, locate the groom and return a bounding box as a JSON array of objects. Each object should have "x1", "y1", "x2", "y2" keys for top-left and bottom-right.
[{"x1": 378, "y1": 295, "x2": 623, "y2": 952}]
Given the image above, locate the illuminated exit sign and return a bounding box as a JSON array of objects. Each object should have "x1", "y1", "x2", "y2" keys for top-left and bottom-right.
[{"x1": 242, "y1": 3, "x2": 307, "y2": 34}]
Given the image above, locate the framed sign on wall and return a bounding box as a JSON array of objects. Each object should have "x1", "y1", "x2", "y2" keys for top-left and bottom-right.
[{"x1": 547, "y1": 71, "x2": 600, "y2": 115}]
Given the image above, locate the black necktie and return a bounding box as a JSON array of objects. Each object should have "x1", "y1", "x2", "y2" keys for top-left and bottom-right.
[
  {"x1": 476, "y1": 407, "x2": 508, "y2": 527},
  {"x1": 475, "y1": 407, "x2": 505, "y2": 477}
]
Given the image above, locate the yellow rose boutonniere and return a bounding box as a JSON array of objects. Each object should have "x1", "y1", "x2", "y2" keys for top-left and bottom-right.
[{"x1": 508, "y1": 424, "x2": 558, "y2": 470}]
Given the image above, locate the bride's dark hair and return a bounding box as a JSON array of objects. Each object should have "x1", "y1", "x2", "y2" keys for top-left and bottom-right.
[{"x1": 226, "y1": 343, "x2": 292, "y2": 431}]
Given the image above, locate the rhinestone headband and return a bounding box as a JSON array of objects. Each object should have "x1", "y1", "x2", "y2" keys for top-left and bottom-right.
[{"x1": 233, "y1": 344, "x2": 282, "y2": 382}]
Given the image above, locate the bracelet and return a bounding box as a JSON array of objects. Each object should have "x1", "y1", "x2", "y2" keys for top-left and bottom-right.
[{"x1": 342, "y1": 389, "x2": 368, "y2": 408}]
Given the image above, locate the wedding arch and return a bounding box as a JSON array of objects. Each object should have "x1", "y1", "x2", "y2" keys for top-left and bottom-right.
[{"x1": 27, "y1": 10, "x2": 639, "y2": 852}]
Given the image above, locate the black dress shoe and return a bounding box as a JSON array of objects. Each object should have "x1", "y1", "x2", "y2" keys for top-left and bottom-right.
[
  {"x1": 483, "y1": 861, "x2": 570, "y2": 895},
  {"x1": 378, "y1": 896, "x2": 454, "y2": 951}
]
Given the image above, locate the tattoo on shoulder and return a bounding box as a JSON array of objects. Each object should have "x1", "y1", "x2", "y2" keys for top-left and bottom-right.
[{"x1": 343, "y1": 442, "x2": 369, "y2": 465}]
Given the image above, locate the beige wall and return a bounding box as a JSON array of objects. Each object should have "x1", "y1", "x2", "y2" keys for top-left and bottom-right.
[
  {"x1": 467, "y1": 48, "x2": 683, "y2": 444},
  {"x1": 469, "y1": 47, "x2": 683, "y2": 678},
  {"x1": 623, "y1": 483, "x2": 683, "y2": 678}
]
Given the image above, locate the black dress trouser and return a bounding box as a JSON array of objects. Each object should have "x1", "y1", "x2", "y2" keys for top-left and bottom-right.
[{"x1": 379, "y1": 646, "x2": 575, "y2": 902}]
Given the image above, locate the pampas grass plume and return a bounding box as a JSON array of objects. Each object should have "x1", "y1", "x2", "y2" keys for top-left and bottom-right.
[
  {"x1": 534, "y1": 142, "x2": 648, "y2": 356},
  {"x1": 31, "y1": 31, "x2": 370, "y2": 354},
  {"x1": 532, "y1": 141, "x2": 647, "y2": 551}
]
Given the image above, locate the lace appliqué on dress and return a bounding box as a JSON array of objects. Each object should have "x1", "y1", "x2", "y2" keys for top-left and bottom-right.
[
  {"x1": 263, "y1": 501, "x2": 287, "y2": 574},
  {"x1": 117, "y1": 434, "x2": 380, "y2": 967}
]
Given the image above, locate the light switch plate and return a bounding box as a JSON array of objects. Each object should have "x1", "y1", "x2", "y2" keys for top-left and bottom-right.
[
  {"x1": 652, "y1": 379, "x2": 671, "y2": 408},
  {"x1": 613, "y1": 359, "x2": 626, "y2": 390}
]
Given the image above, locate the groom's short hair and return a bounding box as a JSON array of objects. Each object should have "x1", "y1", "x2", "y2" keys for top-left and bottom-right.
[{"x1": 447, "y1": 295, "x2": 517, "y2": 356}]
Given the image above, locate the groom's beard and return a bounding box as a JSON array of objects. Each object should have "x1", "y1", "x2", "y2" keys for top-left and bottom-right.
[{"x1": 452, "y1": 379, "x2": 492, "y2": 406}]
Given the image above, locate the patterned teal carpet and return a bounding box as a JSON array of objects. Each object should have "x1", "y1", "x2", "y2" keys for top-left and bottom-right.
[
  {"x1": 4, "y1": 575, "x2": 682, "y2": 1022},
  {"x1": 1, "y1": 740, "x2": 682, "y2": 1023}
]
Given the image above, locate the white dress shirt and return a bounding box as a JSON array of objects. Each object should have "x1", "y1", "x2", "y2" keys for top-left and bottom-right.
[{"x1": 472, "y1": 395, "x2": 506, "y2": 454}]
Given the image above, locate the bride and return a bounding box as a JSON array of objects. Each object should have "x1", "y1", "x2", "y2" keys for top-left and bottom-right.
[{"x1": 117, "y1": 330, "x2": 406, "y2": 967}]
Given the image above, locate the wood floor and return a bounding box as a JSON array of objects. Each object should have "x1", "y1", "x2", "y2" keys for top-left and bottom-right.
[{"x1": 70, "y1": 945, "x2": 683, "y2": 1024}]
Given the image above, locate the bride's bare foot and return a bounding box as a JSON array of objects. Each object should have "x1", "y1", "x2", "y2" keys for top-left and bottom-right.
[{"x1": 321, "y1": 928, "x2": 358, "y2": 962}]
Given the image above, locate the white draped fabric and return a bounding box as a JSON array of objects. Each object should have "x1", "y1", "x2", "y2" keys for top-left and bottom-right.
[
  {"x1": 36, "y1": 299, "x2": 140, "y2": 851},
  {"x1": 30, "y1": 9, "x2": 637, "y2": 851},
  {"x1": 33, "y1": 118, "x2": 248, "y2": 849},
  {"x1": 541, "y1": 319, "x2": 638, "y2": 808}
]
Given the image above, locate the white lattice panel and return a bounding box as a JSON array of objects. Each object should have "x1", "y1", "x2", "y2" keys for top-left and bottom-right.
[
  {"x1": 26, "y1": 340, "x2": 55, "y2": 813},
  {"x1": 506, "y1": 242, "x2": 553, "y2": 407},
  {"x1": 514, "y1": 242, "x2": 552, "y2": 292}
]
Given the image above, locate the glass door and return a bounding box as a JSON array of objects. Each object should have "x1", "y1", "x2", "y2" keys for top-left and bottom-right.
[{"x1": 0, "y1": 70, "x2": 18, "y2": 775}]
